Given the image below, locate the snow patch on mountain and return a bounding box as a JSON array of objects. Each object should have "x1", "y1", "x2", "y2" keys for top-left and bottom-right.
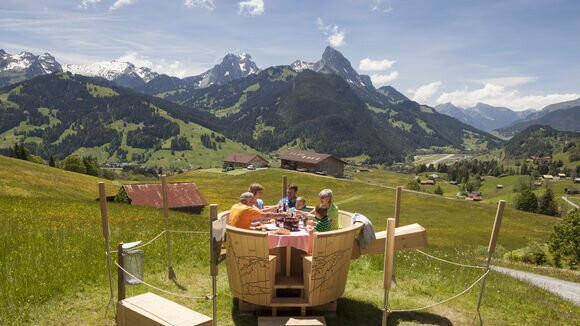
[{"x1": 62, "y1": 60, "x2": 159, "y2": 83}]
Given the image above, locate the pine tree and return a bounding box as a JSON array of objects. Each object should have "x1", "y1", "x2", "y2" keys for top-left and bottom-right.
[
  {"x1": 434, "y1": 185, "x2": 444, "y2": 196},
  {"x1": 515, "y1": 189, "x2": 538, "y2": 212},
  {"x1": 537, "y1": 188, "x2": 559, "y2": 216},
  {"x1": 49, "y1": 155, "x2": 56, "y2": 167}
]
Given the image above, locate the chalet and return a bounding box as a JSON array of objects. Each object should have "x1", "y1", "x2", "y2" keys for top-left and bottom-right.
[
  {"x1": 358, "y1": 167, "x2": 370, "y2": 173},
  {"x1": 115, "y1": 183, "x2": 207, "y2": 214},
  {"x1": 575, "y1": 177, "x2": 580, "y2": 184},
  {"x1": 558, "y1": 173, "x2": 567, "y2": 178},
  {"x1": 223, "y1": 153, "x2": 269, "y2": 169},
  {"x1": 280, "y1": 151, "x2": 346, "y2": 178},
  {"x1": 542, "y1": 175, "x2": 554, "y2": 180},
  {"x1": 420, "y1": 179, "x2": 435, "y2": 185},
  {"x1": 496, "y1": 184, "x2": 504, "y2": 189},
  {"x1": 448, "y1": 180, "x2": 458, "y2": 185},
  {"x1": 429, "y1": 173, "x2": 440, "y2": 180},
  {"x1": 564, "y1": 187, "x2": 579, "y2": 195},
  {"x1": 465, "y1": 191, "x2": 483, "y2": 201}
]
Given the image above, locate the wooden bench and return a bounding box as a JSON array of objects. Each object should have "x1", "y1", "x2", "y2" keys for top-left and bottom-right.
[{"x1": 116, "y1": 292, "x2": 212, "y2": 326}]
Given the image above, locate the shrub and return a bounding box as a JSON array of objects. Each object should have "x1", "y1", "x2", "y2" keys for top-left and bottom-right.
[
  {"x1": 406, "y1": 179, "x2": 421, "y2": 191},
  {"x1": 537, "y1": 188, "x2": 559, "y2": 216},
  {"x1": 434, "y1": 185, "x2": 443, "y2": 196},
  {"x1": 62, "y1": 155, "x2": 85, "y2": 174},
  {"x1": 549, "y1": 209, "x2": 579, "y2": 269}
]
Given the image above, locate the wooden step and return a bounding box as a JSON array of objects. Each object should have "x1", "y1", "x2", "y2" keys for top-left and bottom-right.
[
  {"x1": 275, "y1": 274, "x2": 304, "y2": 289},
  {"x1": 258, "y1": 316, "x2": 326, "y2": 326},
  {"x1": 270, "y1": 297, "x2": 309, "y2": 307}
]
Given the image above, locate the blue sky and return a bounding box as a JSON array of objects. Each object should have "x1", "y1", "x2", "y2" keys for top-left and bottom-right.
[{"x1": 1, "y1": 0, "x2": 579, "y2": 110}]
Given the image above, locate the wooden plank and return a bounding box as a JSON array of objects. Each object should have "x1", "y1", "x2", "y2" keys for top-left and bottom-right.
[
  {"x1": 258, "y1": 316, "x2": 326, "y2": 326},
  {"x1": 117, "y1": 243, "x2": 126, "y2": 301},
  {"x1": 358, "y1": 223, "x2": 426, "y2": 257},
  {"x1": 275, "y1": 274, "x2": 304, "y2": 289},
  {"x1": 285, "y1": 246, "x2": 291, "y2": 277},
  {"x1": 383, "y1": 218, "x2": 395, "y2": 290},
  {"x1": 270, "y1": 297, "x2": 309, "y2": 307},
  {"x1": 117, "y1": 292, "x2": 212, "y2": 326}
]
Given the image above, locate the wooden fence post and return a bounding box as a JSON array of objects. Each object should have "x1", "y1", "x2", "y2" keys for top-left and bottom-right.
[
  {"x1": 476, "y1": 200, "x2": 506, "y2": 312},
  {"x1": 161, "y1": 175, "x2": 176, "y2": 280},
  {"x1": 117, "y1": 242, "x2": 126, "y2": 302},
  {"x1": 394, "y1": 186, "x2": 402, "y2": 227},
  {"x1": 98, "y1": 182, "x2": 115, "y2": 313},
  {"x1": 209, "y1": 204, "x2": 218, "y2": 326},
  {"x1": 382, "y1": 218, "x2": 396, "y2": 326},
  {"x1": 282, "y1": 175, "x2": 287, "y2": 199}
]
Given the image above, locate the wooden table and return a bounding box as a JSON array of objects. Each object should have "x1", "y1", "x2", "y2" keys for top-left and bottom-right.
[{"x1": 267, "y1": 228, "x2": 311, "y2": 276}]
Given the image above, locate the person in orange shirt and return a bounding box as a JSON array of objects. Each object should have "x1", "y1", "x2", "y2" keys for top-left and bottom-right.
[{"x1": 228, "y1": 192, "x2": 288, "y2": 229}]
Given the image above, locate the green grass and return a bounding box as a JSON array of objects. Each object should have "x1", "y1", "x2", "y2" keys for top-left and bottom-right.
[
  {"x1": 416, "y1": 118, "x2": 434, "y2": 134},
  {"x1": 0, "y1": 158, "x2": 578, "y2": 325},
  {"x1": 86, "y1": 83, "x2": 119, "y2": 97}
]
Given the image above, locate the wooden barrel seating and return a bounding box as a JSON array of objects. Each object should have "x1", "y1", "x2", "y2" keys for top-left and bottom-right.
[{"x1": 218, "y1": 209, "x2": 427, "y2": 316}]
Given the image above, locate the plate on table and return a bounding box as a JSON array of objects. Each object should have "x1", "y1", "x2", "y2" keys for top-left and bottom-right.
[{"x1": 264, "y1": 223, "x2": 279, "y2": 231}]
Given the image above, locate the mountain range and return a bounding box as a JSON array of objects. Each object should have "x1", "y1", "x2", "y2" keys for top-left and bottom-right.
[
  {"x1": 434, "y1": 102, "x2": 535, "y2": 132},
  {"x1": 0, "y1": 50, "x2": 62, "y2": 87},
  {"x1": 495, "y1": 98, "x2": 580, "y2": 136}
]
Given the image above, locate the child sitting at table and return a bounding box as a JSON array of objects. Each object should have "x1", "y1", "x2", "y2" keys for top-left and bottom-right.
[
  {"x1": 295, "y1": 197, "x2": 309, "y2": 212},
  {"x1": 313, "y1": 205, "x2": 332, "y2": 232}
]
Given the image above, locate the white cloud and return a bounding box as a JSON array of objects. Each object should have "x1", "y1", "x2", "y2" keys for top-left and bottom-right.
[
  {"x1": 371, "y1": 0, "x2": 393, "y2": 13},
  {"x1": 317, "y1": 17, "x2": 346, "y2": 47},
  {"x1": 78, "y1": 0, "x2": 101, "y2": 9},
  {"x1": 409, "y1": 81, "x2": 442, "y2": 103},
  {"x1": 185, "y1": 0, "x2": 216, "y2": 10},
  {"x1": 359, "y1": 57, "x2": 396, "y2": 71},
  {"x1": 436, "y1": 83, "x2": 580, "y2": 111},
  {"x1": 370, "y1": 71, "x2": 399, "y2": 86},
  {"x1": 109, "y1": 0, "x2": 137, "y2": 11},
  {"x1": 238, "y1": 0, "x2": 264, "y2": 16},
  {"x1": 476, "y1": 76, "x2": 537, "y2": 88}
]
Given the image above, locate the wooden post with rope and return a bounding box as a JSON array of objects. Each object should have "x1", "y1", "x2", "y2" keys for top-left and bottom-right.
[
  {"x1": 209, "y1": 204, "x2": 218, "y2": 326},
  {"x1": 390, "y1": 186, "x2": 402, "y2": 289},
  {"x1": 117, "y1": 242, "x2": 126, "y2": 302},
  {"x1": 382, "y1": 217, "x2": 396, "y2": 326},
  {"x1": 161, "y1": 175, "x2": 176, "y2": 280},
  {"x1": 282, "y1": 175, "x2": 287, "y2": 199},
  {"x1": 476, "y1": 200, "x2": 505, "y2": 312},
  {"x1": 98, "y1": 182, "x2": 115, "y2": 315}
]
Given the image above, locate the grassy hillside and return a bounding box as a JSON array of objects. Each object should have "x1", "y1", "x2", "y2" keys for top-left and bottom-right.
[
  {"x1": 1, "y1": 157, "x2": 578, "y2": 325},
  {"x1": 0, "y1": 73, "x2": 260, "y2": 169}
]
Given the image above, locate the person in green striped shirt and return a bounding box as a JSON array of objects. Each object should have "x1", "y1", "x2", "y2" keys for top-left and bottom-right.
[{"x1": 313, "y1": 205, "x2": 332, "y2": 232}]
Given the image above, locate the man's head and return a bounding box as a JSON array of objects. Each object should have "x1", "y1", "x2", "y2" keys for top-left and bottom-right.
[
  {"x1": 239, "y1": 192, "x2": 255, "y2": 205},
  {"x1": 248, "y1": 183, "x2": 263, "y2": 198},
  {"x1": 287, "y1": 183, "x2": 298, "y2": 199}
]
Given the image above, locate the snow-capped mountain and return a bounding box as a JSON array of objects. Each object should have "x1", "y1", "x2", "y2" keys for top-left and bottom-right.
[
  {"x1": 289, "y1": 46, "x2": 374, "y2": 90},
  {"x1": 139, "y1": 52, "x2": 260, "y2": 94},
  {"x1": 63, "y1": 60, "x2": 159, "y2": 88},
  {"x1": 196, "y1": 53, "x2": 259, "y2": 88},
  {"x1": 0, "y1": 49, "x2": 62, "y2": 87},
  {"x1": 290, "y1": 60, "x2": 315, "y2": 72}
]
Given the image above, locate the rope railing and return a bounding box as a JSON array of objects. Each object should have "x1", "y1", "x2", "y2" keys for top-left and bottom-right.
[
  {"x1": 108, "y1": 229, "x2": 209, "y2": 254},
  {"x1": 115, "y1": 261, "x2": 212, "y2": 300},
  {"x1": 415, "y1": 249, "x2": 486, "y2": 269},
  {"x1": 389, "y1": 269, "x2": 490, "y2": 313}
]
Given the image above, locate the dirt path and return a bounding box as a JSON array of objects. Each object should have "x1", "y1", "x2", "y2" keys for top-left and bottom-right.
[
  {"x1": 427, "y1": 154, "x2": 454, "y2": 166},
  {"x1": 561, "y1": 196, "x2": 580, "y2": 209},
  {"x1": 491, "y1": 266, "x2": 580, "y2": 305}
]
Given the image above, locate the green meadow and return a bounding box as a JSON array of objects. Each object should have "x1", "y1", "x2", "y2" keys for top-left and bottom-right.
[{"x1": 0, "y1": 155, "x2": 578, "y2": 325}]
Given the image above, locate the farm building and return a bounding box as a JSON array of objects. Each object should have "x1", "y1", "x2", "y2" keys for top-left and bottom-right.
[
  {"x1": 429, "y1": 174, "x2": 440, "y2": 180},
  {"x1": 223, "y1": 153, "x2": 269, "y2": 169},
  {"x1": 448, "y1": 180, "x2": 458, "y2": 185},
  {"x1": 115, "y1": 183, "x2": 207, "y2": 214},
  {"x1": 280, "y1": 151, "x2": 346, "y2": 178},
  {"x1": 575, "y1": 177, "x2": 580, "y2": 184},
  {"x1": 465, "y1": 191, "x2": 483, "y2": 201},
  {"x1": 542, "y1": 175, "x2": 554, "y2": 180},
  {"x1": 420, "y1": 180, "x2": 435, "y2": 185},
  {"x1": 358, "y1": 167, "x2": 370, "y2": 173},
  {"x1": 558, "y1": 173, "x2": 567, "y2": 178},
  {"x1": 496, "y1": 184, "x2": 504, "y2": 189},
  {"x1": 564, "y1": 187, "x2": 579, "y2": 195}
]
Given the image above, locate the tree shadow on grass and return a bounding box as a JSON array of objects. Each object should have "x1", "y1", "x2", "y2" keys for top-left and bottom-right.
[
  {"x1": 230, "y1": 297, "x2": 452, "y2": 325},
  {"x1": 388, "y1": 311, "x2": 453, "y2": 325}
]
